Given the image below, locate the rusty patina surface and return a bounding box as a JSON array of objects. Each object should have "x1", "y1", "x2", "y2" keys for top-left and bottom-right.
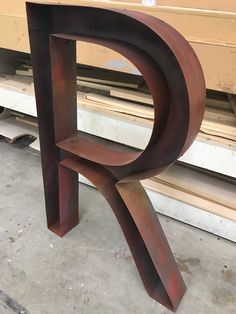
[{"x1": 26, "y1": 2, "x2": 205, "y2": 311}]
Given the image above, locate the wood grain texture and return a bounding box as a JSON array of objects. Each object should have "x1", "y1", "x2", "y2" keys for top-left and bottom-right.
[{"x1": 0, "y1": 0, "x2": 236, "y2": 92}]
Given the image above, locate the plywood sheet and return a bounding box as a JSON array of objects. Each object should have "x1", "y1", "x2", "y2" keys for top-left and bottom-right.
[{"x1": 0, "y1": 1, "x2": 236, "y2": 92}]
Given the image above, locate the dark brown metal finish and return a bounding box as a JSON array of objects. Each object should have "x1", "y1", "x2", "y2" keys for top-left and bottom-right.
[{"x1": 26, "y1": 2, "x2": 205, "y2": 312}]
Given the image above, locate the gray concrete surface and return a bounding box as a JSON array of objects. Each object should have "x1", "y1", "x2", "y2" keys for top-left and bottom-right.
[{"x1": 0, "y1": 141, "x2": 236, "y2": 314}]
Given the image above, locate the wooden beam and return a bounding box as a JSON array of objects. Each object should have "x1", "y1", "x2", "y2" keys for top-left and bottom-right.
[{"x1": 143, "y1": 178, "x2": 236, "y2": 222}]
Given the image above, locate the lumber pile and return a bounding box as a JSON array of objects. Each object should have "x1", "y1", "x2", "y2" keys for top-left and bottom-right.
[
  {"x1": 1, "y1": 60, "x2": 236, "y2": 145},
  {"x1": 0, "y1": 59, "x2": 235, "y2": 223},
  {"x1": 142, "y1": 163, "x2": 236, "y2": 222}
]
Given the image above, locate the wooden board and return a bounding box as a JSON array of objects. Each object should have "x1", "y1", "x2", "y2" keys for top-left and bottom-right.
[
  {"x1": 16, "y1": 69, "x2": 33, "y2": 76},
  {"x1": 77, "y1": 77, "x2": 139, "y2": 89},
  {"x1": 85, "y1": 93, "x2": 154, "y2": 119},
  {"x1": 200, "y1": 128, "x2": 236, "y2": 141},
  {"x1": 77, "y1": 80, "x2": 113, "y2": 92},
  {"x1": 196, "y1": 132, "x2": 236, "y2": 148},
  {"x1": 146, "y1": 186, "x2": 236, "y2": 242},
  {"x1": 110, "y1": 87, "x2": 153, "y2": 105},
  {"x1": 142, "y1": 178, "x2": 236, "y2": 223},
  {"x1": 157, "y1": 1, "x2": 236, "y2": 11},
  {"x1": 84, "y1": 93, "x2": 236, "y2": 142},
  {"x1": 0, "y1": 77, "x2": 34, "y2": 95},
  {"x1": 1, "y1": 1, "x2": 236, "y2": 44},
  {"x1": 156, "y1": 163, "x2": 236, "y2": 210},
  {"x1": 204, "y1": 107, "x2": 236, "y2": 125}
]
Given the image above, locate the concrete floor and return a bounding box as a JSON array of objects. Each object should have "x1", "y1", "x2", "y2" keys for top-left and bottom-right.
[{"x1": 0, "y1": 141, "x2": 236, "y2": 314}]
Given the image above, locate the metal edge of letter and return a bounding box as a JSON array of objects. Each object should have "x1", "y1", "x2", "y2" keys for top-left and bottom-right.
[{"x1": 26, "y1": 2, "x2": 205, "y2": 311}]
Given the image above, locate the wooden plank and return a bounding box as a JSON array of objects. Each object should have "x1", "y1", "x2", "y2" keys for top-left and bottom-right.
[
  {"x1": 78, "y1": 100, "x2": 152, "y2": 127},
  {"x1": 156, "y1": 163, "x2": 236, "y2": 210},
  {"x1": 77, "y1": 77, "x2": 139, "y2": 89},
  {"x1": 202, "y1": 119, "x2": 236, "y2": 135},
  {"x1": 2, "y1": 75, "x2": 236, "y2": 143},
  {"x1": 1, "y1": 0, "x2": 236, "y2": 15},
  {"x1": 5, "y1": 74, "x2": 33, "y2": 85},
  {"x1": 85, "y1": 92, "x2": 236, "y2": 140},
  {"x1": 85, "y1": 93, "x2": 154, "y2": 119},
  {"x1": 146, "y1": 187, "x2": 236, "y2": 243},
  {"x1": 15, "y1": 115, "x2": 38, "y2": 127},
  {"x1": 200, "y1": 128, "x2": 236, "y2": 141},
  {"x1": 78, "y1": 97, "x2": 236, "y2": 145},
  {"x1": 191, "y1": 42, "x2": 236, "y2": 93},
  {"x1": 1, "y1": 1, "x2": 236, "y2": 92},
  {"x1": 77, "y1": 80, "x2": 113, "y2": 92},
  {"x1": 0, "y1": 78, "x2": 34, "y2": 95},
  {"x1": 15, "y1": 69, "x2": 33, "y2": 76},
  {"x1": 79, "y1": 98, "x2": 153, "y2": 121},
  {"x1": 142, "y1": 178, "x2": 236, "y2": 222},
  {"x1": 206, "y1": 98, "x2": 231, "y2": 110},
  {"x1": 157, "y1": 0, "x2": 236, "y2": 12},
  {"x1": 110, "y1": 87, "x2": 153, "y2": 105},
  {"x1": 81, "y1": 100, "x2": 236, "y2": 142},
  {"x1": 1, "y1": 1, "x2": 236, "y2": 44},
  {"x1": 204, "y1": 107, "x2": 236, "y2": 125},
  {"x1": 197, "y1": 132, "x2": 236, "y2": 148}
]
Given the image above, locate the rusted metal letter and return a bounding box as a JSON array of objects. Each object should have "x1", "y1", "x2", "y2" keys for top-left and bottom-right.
[{"x1": 26, "y1": 2, "x2": 205, "y2": 311}]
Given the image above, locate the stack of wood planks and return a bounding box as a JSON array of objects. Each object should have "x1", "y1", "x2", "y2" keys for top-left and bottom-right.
[
  {"x1": 2, "y1": 60, "x2": 236, "y2": 145},
  {"x1": 143, "y1": 163, "x2": 236, "y2": 223},
  {"x1": 0, "y1": 59, "x2": 235, "y2": 223}
]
